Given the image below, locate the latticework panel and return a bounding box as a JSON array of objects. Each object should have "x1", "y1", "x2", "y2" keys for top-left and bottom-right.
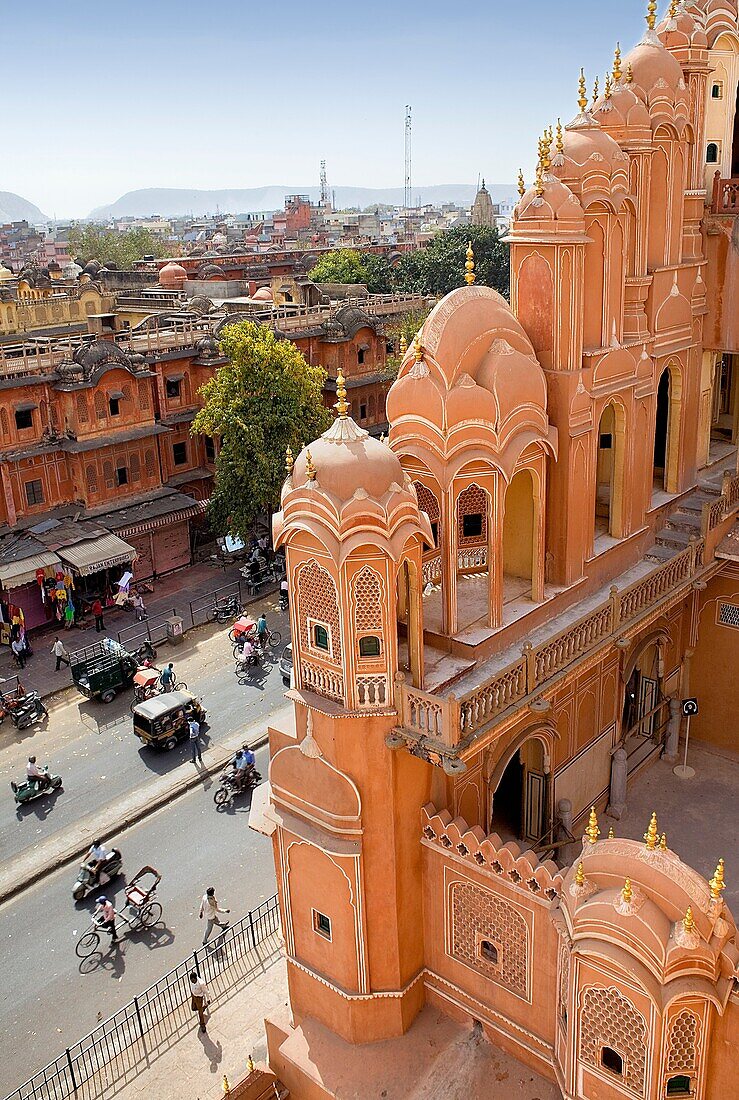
[
  {"x1": 667, "y1": 1010, "x2": 698, "y2": 1073},
  {"x1": 76, "y1": 393, "x2": 89, "y2": 424},
  {"x1": 297, "y1": 560, "x2": 342, "y2": 662},
  {"x1": 415, "y1": 481, "x2": 440, "y2": 522},
  {"x1": 138, "y1": 380, "x2": 151, "y2": 410},
  {"x1": 450, "y1": 881, "x2": 528, "y2": 997},
  {"x1": 86, "y1": 464, "x2": 98, "y2": 494},
  {"x1": 579, "y1": 986, "x2": 647, "y2": 1095},
  {"x1": 457, "y1": 484, "x2": 489, "y2": 547},
  {"x1": 144, "y1": 449, "x2": 157, "y2": 478},
  {"x1": 558, "y1": 940, "x2": 570, "y2": 1025},
  {"x1": 352, "y1": 566, "x2": 383, "y2": 634}
]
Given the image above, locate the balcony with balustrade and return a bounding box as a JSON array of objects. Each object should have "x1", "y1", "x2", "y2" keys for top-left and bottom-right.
[
  {"x1": 392, "y1": 464, "x2": 739, "y2": 767},
  {"x1": 710, "y1": 172, "x2": 739, "y2": 215}
]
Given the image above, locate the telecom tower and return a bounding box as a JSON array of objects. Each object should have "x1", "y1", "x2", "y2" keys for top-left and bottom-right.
[
  {"x1": 320, "y1": 160, "x2": 332, "y2": 210},
  {"x1": 404, "y1": 105, "x2": 412, "y2": 212}
]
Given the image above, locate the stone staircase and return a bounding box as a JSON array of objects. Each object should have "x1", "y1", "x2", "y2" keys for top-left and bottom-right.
[{"x1": 646, "y1": 471, "x2": 725, "y2": 563}]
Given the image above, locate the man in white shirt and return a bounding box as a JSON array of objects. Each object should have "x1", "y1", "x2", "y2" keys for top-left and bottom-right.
[
  {"x1": 86, "y1": 838, "x2": 110, "y2": 878},
  {"x1": 199, "y1": 886, "x2": 230, "y2": 944},
  {"x1": 51, "y1": 637, "x2": 70, "y2": 671},
  {"x1": 26, "y1": 756, "x2": 49, "y2": 789},
  {"x1": 189, "y1": 971, "x2": 210, "y2": 1030}
]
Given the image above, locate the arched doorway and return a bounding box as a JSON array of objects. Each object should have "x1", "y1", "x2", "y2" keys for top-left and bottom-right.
[
  {"x1": 489, "y1": 737, "x2": 548, "y2": 845},
  {"x1": 595, "y1": 403, "x2": 624, "y2": 539},
  {"x1": 503, "y1": 469, "x2": 536, "y2": 604},
  {"x1": 396, "y1": 559, "x2": 422, "y2": 688},
  {"x1": 622, "y1": 639, "x2": 669, "y2": 776},
  {"x1": 654, "y1": 369, "x2": 671, "y2": 491},
  {"x1": 732, "y1": 81, "x2": 739, "y2": 176}
]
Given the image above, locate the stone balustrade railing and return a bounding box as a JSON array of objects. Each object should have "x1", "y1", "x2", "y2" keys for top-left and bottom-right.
[
  {"x1": 397, "y1": 536, "x2": 713, "y2": 750},
  {"x1": 458, "y1": 546, "x2": 487, "y2": 571},
  {"x1": 300, "y1": 660, "x2": 344, "y2": 704},
  {"x1": 422, "y1": 552, "x2": 442, "y2": 587},
  {"x1": 711, "y1": 174, "x2": 739, "y2": 215},
  {"x1": 356, "y1": 674, "x2": 389, "y2": 709}
]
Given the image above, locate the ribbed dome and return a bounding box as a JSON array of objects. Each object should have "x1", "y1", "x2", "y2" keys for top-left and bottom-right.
[
  {"x1": 594, "y1": 82, "x2": 652, "y2": 132},
  {"x1": 292, "y1": 420, "x2": 405, "y2": 505},
  {"x1": 624, "y1": 39, "x2": 686, "y2": 99},
  {"x1": 159, "y1": 262, "x2": 188, "y2": 289},
  {"x1": 561, "y1": 124, "x2": 627, "y2": 177},
  {"x1": 658, "y1": 9, "x2": 709, "y2": 48},
  {"x1": 517, "y1": 177, "x2": 585, "y2": 223}
]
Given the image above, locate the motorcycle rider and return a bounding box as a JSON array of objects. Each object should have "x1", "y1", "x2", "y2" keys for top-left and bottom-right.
[
  {"x1": 26, "y1": 756, "x2": 49, "y2": 790},
  {"x1": 233, "y1": 746, "x2": 257, "y2": 791},
  {"x1": 86, "y1": 838, "x2": 110, "y2": 880}
]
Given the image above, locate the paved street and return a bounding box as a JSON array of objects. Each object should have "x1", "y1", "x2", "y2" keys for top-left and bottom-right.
[
  {"x1": 0, "y1": 745, "x2": 276, "y2": 1099},
  {"x1": 0, "y1": 598, "x2": 289, "y2": 870}
]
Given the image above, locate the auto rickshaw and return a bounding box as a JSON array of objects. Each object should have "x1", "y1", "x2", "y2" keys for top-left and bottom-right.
[{"x1": 132, "y1": 690, "x2": 207, "y2": 751}]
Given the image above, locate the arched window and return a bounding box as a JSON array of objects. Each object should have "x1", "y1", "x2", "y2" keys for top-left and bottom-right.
[
  {"x1": 94, "y1": 392, "x2": 107, "y2": 420},
  {"x1": 130, "y1": 453, "x2": 141, "y2": 482},
  {"x1": 86, "y1": 464, "x2": 98, "y2": 494},
  {"x1": 479, "y1": 940, "x2": 499, "y2": 964},
  {"x1": 138, "y1": 380, "x2": 150, "y2": 410},
  {"x1": 601, "y1": 1047, "x2": 623, "y2": 1076},
  {"x1": 706, "y1": 142, "x2": 719, "y2": 164},
  {"x1": 0, "y1": 407, "x2": 8, "y2": 440},
  {"x1": 76, "y1": 393, "x2": 89, "y2": 424},
  {"x1": 103, "y1": 461, "x2": 115, "y2": 489},
  {"x1": 144, "y1": 448, "x2": 156, "y2": 478},
  {"x1": 666, "y1": 1076, "x2": 692, "y2": 1097}
]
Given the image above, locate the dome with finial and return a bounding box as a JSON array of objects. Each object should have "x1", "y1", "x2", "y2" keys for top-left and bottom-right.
[
  {"x1": 274, "y1": 368, "x2": 432, "y2": 557},
  {"x1": 622, "y1": 1, "x2": 691, "y2": 112},
  {"x1": 159, "y1": 262, "x2": 188, "y2": 290},
  {"x1": 516, "y1": 175, "x2": 585, "y2": 226},
  {"x1": 657, "y1": 4, "x2": 709, "y2": 48}
]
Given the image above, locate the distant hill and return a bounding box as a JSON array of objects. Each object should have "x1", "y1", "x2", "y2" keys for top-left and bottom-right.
[
  {"x1": 88, "y1": 184, "x2": 515, "y2": 220},
  {"x1": 0, "y1": 191, "x2": 48, "y2": 223}
]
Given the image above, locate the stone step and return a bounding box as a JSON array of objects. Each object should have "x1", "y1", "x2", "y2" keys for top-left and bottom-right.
[
  {"x1": 665, "y1": 510, "x2": 702, "y2": 532},
  {"x1": 656, "y1": 528, "x2": 691, "y2": 550},
  {"x1": 645, "y1": 543, "x2": 681, "y2": 563},
  {"x1": 680, "y1": 491, "x2": 718, "y2": 514}
]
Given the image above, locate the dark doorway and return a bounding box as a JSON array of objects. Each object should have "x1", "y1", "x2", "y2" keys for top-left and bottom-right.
[
  {"x1": 732, "y1": 84, "x2": 739, "y2": 176},
  {"x1": 490, "y1": 752, "x2": 523, "y2": 840},
  {"x1": 654, "y1": 369, "x2": 670, "y2": 487}
]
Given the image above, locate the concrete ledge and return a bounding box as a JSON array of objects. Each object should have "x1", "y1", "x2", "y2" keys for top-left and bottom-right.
[{"x1": 1, "y1": 703, "x2": 291, "y2": 906}]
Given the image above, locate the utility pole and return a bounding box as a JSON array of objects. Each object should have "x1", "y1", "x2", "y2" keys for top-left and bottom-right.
[
  {"x1": 404, "y1": 105, "x2": 412, "y2": 213},
  {"x1": 320, "y1": 160, "x2": 331, "y2": 209}
]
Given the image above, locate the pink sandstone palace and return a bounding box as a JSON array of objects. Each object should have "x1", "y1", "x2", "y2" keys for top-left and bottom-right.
[{"x1": 251, "y1": 2, "x2": 739, "y2": 1097}]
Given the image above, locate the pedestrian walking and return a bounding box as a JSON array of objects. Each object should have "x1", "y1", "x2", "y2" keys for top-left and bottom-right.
[
  {"x1": 11, "y1": 636, "x2": 26, "y2": 669},
  {"x1": 160, "y1": 662, "x2": 175, "y2": 692},
  {"x1": 132, "y1": 591, "x2": 147, "y2": 622},
  {"x1": 51, "y1": 637, "x2": 70, "y2": 671},
  {"x1": 92, "y1": 598, "x2": 104, "y2": 633},
  {"x1": 199, "y1": 886, "x2": 230, "y2": 944},
  {"x1": 189, "y1": 971, "x2": 210, "y2": 1031},
  {"x1": 189, "y1": 717, "x2": 202, "y2": 764},
  {"x1": 94, "y1": 895, "x2": 118, "y2": 945}
]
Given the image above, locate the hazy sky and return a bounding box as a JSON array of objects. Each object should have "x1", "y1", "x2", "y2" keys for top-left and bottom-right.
[{"x1": 6, "y1": 0, "x2": 655, "y2": 217}]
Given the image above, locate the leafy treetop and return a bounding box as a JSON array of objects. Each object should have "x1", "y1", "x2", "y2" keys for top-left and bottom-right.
[
  {"x1": 191, "y1": 320, "x2": 331, "y2": 539},
  {"x1": 68, "y1": 224, "x2": 170, "y2": 270}
]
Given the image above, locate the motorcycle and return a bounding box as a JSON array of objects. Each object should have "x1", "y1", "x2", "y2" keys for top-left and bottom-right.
[
  {"x1": 133, "y1": 640, "x2": 157, "y2": 664},
  {"x1": 11, "y1": 766, "x2": 63, "y2": 805},
  {"x1": 209, "y1": 597, "x2": 241, "y2": 624},
  {"x1": 213, "y1": 764, "x2": 261, "y2": 807},
  {"x1": 72, "y1": 847, "x2": 124, "y2": 901},
  {"x1": 9, "y1": 692, "x2": 48, "y2": 730}
]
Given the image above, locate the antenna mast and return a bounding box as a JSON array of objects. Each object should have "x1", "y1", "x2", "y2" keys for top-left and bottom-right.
[
  {"x1": 320, "y1": 159, "x2": 331, "y2": 209},
  {"x1": 404, "y1": 105, "x2": 412, "y2": 212}
]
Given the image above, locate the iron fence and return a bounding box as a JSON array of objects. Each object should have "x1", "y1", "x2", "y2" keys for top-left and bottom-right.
[
  {"x1": 188, "y1": 580, "x2": 245, "y2": 628},
  {"x1": 116, "y1": 608, "x2": 176, "y2": 650},
  {"x1": 3, "y1": 894, "x2": 280, "y2": 1100}
]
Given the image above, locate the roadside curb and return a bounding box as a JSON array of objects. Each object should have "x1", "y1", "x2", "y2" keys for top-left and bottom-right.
[{"x1": 0, "y1": 703, "x2": 290, "y2": 907}]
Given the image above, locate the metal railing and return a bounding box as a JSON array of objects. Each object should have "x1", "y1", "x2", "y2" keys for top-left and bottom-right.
[
  {"x1": 189, "y1": 580, "x2": 245, "y2": 628},
  {"x1": 116, "y1": 608, "x2": 176, "y2": 650},
  {"x1": 3, "y1": 894, "x2": 280, "y2": 1100}
]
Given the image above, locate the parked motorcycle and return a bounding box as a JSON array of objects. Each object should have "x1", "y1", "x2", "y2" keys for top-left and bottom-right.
[
  {"x1": 209, "y1": 597, "x2": 242, "y2": 624},
  {"x1": 11, "y1": 766, "x2": 62, "y2": 805},
  {"x1": 213, "y1": 765, "x2": 261, "y2": 807},
  {"x1": 9, "y1": 692, "x2": 48, "y2": 730},
  {"x1": 72, "y1": 848, "x2": 124, "y2": 901},
  {"x1": 133, "y1": 640, "x2": 157, "y2": 664}
]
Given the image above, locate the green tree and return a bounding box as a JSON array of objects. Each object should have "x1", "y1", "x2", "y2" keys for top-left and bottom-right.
[
  {"x1": 307, "y1": 248, "x2": 368, "y2": 285},
  {"x1": 68, "y1": 224, "x2": 170, "y2": 269},
  {"x1": 390, "y1": 225, "x2": 510, "y2": 300},
  {"x1": 383, "y1": 307, "x2": 432, "y2": 381},
  {"x1": 191, "y1": 321, "x2": 331, "y2": 538}
]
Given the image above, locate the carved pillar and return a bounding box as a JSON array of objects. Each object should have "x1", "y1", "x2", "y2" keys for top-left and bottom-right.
[
  {"x1": 606, "y1": 746, "x2": 628, "y2": 820},
  {"x1": 488, "y1": 475, "x2": 503, "y2": 629},
  {"x1": 663, "y1": 697, "x2": 681, "y2": 762},
  {"x1": 440, "y1": 486, "x2": 458, "y2": 636}
]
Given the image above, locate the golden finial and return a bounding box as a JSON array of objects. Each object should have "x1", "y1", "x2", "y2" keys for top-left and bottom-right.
[
  {"x1": 555, "y1": 119, "x2": 564, "y2": 156},
  {"x1": 534, "y1": 162, "x2": 544, "y2": 198},
  {"x1": 285, "y1": 445, "x2": 294, "y2": 475},
  {"x1": 541, "y1": 132, "x2": 552, "y2": 174},
  {"x1": 668, "y1": 0, "x2": 678, "y2": 17},
  {"x1": 575, "y1": 861, "x2": 585, "y2": 887},
  {"x1": 413, "y1": 332, "x2": 423, "y2": 362},
  {"x1": 334, "y1": 368, "x2": 349, "y2": 418},
  {"x1": 683, "y1": 906, "x2": 695, "y2": 934},
  {"x1": 621, "y1": 878, "x2": 633, "y2": 904},
  {"x1": 644, "y1": 811, "x2": 659, "y2": 851},
  {"x1": 246, "y1": 1055, "x2": 255, "y2": 1074},
  {"x1": 585, "y1": 806, "x2": 600, "y2": 844},
  {"x1": 592, "y1": 75, "x2": 599, "y2": 106},
  {"x1": 464, "y1": 240, "x2": 475, "y2": 285},
  {"x1": 625, "y1": 62, "x2": 634, "y2": 84},
  {"x1": 305, "y1": 448, "x2": 316, "y2": 481},
  {"x1": 604, "y1": 73, "x2": 613, "y2": 101},
  {"x1": 399, "y1": 331, "x2": 407, "y2": 356},
  {"x1": 709, "y1": 858, "x2": 726, "y2": 901},
  {"x1": 222, "y1": 1076, "x2": 230, "y2": 1096},
  {"x1": 659, "y1": 832, "x2": 668, "y2": 852},
  {"x1": 608, "y1": 826, "x2": 615, "y2": 840},
  {"x1": 517, "y1": 169, "x2": 525, "y2": 197},
  {"x1": 613, "y1": 42, "x2": 622, "y2": 82},
  {"x1": 646, "y1": 0, "x2": 657, "y2": 31},
  {"x1": 578, "y1": 69, "x2": 588, "y2": 114}
]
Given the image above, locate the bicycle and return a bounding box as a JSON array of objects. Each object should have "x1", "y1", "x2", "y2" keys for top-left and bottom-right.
[{"x1": 75, "y1": 866, "x2": 162, "y2": 958}]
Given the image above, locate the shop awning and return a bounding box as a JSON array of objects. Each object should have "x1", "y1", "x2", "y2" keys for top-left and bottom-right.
[
  {"x1": 58, "y1": 534, "x2": 137, "y2": 577},
  {"x1": 0, "y1": 551, "x2": 62, "y2": 589}
]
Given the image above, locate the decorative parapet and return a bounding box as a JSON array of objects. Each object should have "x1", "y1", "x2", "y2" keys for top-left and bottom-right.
[
  {"x1": 710, "y1": 173, "x2": 739, "y2": 215},
  {"x1": 421, "y1": 804, "x2": 564, "y2": 901}
]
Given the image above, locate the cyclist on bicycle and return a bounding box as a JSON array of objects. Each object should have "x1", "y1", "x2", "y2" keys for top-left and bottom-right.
[
  {"x1": 160, "y1": 663, "x2": 175, "y2": 692},
  {"x1": 95, "y1": 895, "x2": 118, "y2": 943},
  {"x1": 256, "y1": 613, "x2": 268, "y2": 649}
]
